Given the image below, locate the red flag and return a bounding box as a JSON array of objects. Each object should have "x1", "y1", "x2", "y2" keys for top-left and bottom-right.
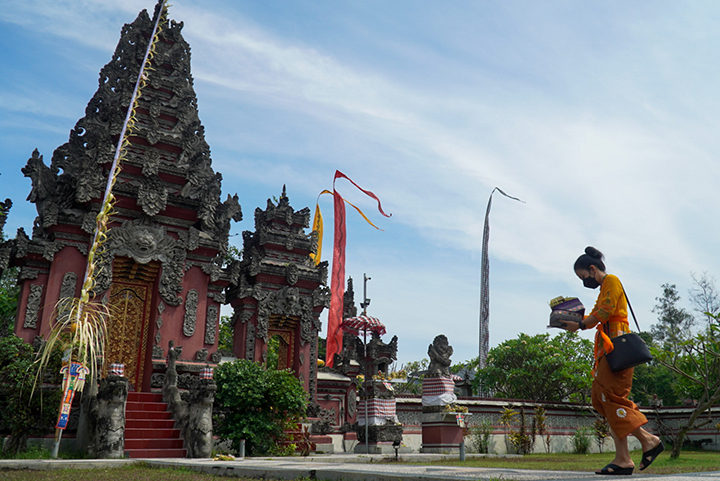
[
  {"x1": 326, "y1": 189, "x2": 346, "y2": 368},
  {"x1": 325, "y1": 171, "x2": 391, "y2": 368}
]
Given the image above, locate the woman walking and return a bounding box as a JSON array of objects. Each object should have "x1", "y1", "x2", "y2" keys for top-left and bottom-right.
[{"x1": 564, "y1": 247, "x2": 664, "y2": 475}]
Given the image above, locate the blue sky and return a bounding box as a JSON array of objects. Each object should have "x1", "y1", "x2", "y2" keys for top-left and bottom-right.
[{"x1": 2, "y1": 1, "x2": 720, "y2": 367}]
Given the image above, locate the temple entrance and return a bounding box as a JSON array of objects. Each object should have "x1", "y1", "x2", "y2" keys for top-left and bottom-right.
[
  {"x1": 105, "y1": 257, "x2": 159, "y2": 389},
  {"x1": 267, "y1": 316, "x2": 297, "y2": 372}
]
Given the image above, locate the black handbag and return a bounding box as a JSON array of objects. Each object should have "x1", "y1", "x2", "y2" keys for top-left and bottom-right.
[{"x1": 604, "y1": 285, "x2": 653, "y2": 372}]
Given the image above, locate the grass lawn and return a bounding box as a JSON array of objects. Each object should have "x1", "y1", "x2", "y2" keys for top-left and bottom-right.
[
  {"x1": 0, "y1": 464, "x2": 258, "y2": 481},
  {"x1": 422, "y1": 450, "x2": 720, "y2": 475}
]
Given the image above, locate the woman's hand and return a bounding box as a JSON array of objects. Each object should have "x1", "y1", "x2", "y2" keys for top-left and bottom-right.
[{"x1": 563, "y1": 321, "x2": 580, "y2": 332}]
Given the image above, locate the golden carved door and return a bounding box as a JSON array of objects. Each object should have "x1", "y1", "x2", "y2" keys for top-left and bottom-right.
[{"x1": 105, "y1": 258, "x2": 157, "y2": 389}]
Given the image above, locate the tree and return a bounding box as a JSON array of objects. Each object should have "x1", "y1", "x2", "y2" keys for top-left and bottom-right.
[
  {"x1": 474, "y1": 331, "x2": 593, "y2": 403},
  {"x1": 0, "y1": 266, "x2": 20, "y2": 337},
  {"x1": 652, "y1": 314, "x2": 720, "y2": 459},
  {"x1": 217, "y1": 315, "x2": 233, "y2": 352},
  {"x1": 651, "y1": 284, "x2": 694, "y2": 352},
  {"x1": 214, "y1": 360, "x2": 308, "y2": 456},
  {"x1": 689, "y1": 272, "x2": 720, "y2": 333},
  {"x1": 0, "y1": 335, "x2": 62, "y2": 455}
]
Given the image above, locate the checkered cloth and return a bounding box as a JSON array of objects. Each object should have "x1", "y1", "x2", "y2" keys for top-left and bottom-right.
[
  {"x1": 109, "y1": 363, "x2": 124, "y2": 376},
  {"x1": 357, "y1": 398, "x2": 396, "y2": 418},
  {"x1": 200, "y1": 367, "x2": 214, "y2": 380},
  {"x1": 422, "y1": 376, "x2": 457, "y2": 407},
  {"x1": 422, "y1": 377, "x2": 456, "y2": 396}
]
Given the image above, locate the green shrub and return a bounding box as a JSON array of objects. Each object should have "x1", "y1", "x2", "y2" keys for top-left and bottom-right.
[
  {"x1": 572, "y1": 426, "x2": 592, "y2": 454},
  {"x1": 214, "y1": 359, "x2": 308, "y2": 456},
  {"x1": 0, "y1": 335, "x2": 62, "y2": 456},
  {"x1": 469, "y1": 418, "x2": 493, "y2": 453}
]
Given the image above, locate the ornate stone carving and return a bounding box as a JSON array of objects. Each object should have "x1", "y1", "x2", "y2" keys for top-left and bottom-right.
[
  {"x1": 427, "y1": 334, "x2": 453, "y2": 378},
  {"x1": 208, "y1": 290, "x2": 225, "y2": 304},
  {"x1": 187, "y1": 379, "x2": 216, "y2": 458},
  {"x1": 347, "y1": 388, "x2": 357, "y2": 418},
  {"x1": 19, "y1": 267, "x2": 39, "y2": 280},
  {"x1": 142, "y1": 148, "x2": 161, "y2": 176},
  {"x1": 210, "y1": 351, "x2": 223, "y2": 363},
  {"x1": 183, "y1": 289, "x2": 199, "y2": 337},
  {"x1": 0, "y1": 198, "x2": 11, "y2": 236},
  {"x1": 152, "y1": 345, "x2": 164, "y2": 359},
  {"x1": 150, "y1": 372, "x2": 165, "y2": 388},
  {"x1": 93, "y1": 375, "x2": 129, "y2": 459},
  {"x1": 204, "y1": 304, "x2": 218, "y2": 345},
  {"x1": 93, "y1": 219, "x2": 186, "y2": 305},
  {"x1": 21, "y1": 149, "x2": 60, "y2": 231},
  {"x1": 82, "y1": 211, "x2": 97, "y2": 234},
  {"x1": 286, "y1": 263, "x2": 299, "y2": 286},
  {"x1": 23, "y1": 284, "x2": 43, "y2": 329},
  {"x1": 137, "y1": 175, "x2": 168, "y2": 216},
  {"x1": 245, "y1": 323, "x2": 255, "y2": 361},
  {"x1": 60, "y1": 271, "x2": 78, "y2": 300}
]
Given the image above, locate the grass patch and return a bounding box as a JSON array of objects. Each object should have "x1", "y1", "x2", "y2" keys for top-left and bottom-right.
[
  {"x1": 419, "y1": 450, "x2": 720, "y2": 475},
  {"x1": 0, "y1": 464, "x2": 265, "y2": 481}
]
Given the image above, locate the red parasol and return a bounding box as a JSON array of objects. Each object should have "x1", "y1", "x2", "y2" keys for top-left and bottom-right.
[{"x1": 340, "y1": 315, "x2": 386, "y2": 337}]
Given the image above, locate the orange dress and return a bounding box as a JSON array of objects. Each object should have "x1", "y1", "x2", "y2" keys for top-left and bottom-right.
[{"x1": 588, "y1": 274, "x2": 647, "y2": 439}]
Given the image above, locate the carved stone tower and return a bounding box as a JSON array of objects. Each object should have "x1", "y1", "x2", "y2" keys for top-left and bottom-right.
[
  {"x1": 226, "y1": 187, "x2": 329, "y2": 400},
  {"x1": 10, "y1": 8, "x2": 241, "y2": 391}
]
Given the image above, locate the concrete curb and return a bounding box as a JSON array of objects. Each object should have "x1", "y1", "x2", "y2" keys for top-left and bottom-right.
[{"x1": 1, "y1": 456, "x2": 719, "y2": 481}]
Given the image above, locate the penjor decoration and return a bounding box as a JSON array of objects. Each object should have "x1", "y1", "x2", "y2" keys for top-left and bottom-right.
[
  {"x1": 478, "y1": 187, "x2": 523, "y2": 371},
  {"x1": 56, "y1": 359, "x2": 90, "y2": 430},
  {"x1": 311, "y1": 171, "x2": 390, "y2": 368},
  {"x1": 32, "y1": 0, "x2": 171, "y2": 458}
]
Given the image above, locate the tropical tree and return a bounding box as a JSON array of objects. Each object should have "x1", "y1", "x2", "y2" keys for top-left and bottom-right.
[
  {"x1": 651, "y1": 284, "x2": 694, "y2": 352},
  {"x1": 474, "y1": 331, "x2": 593, "y2": 403},
  {"x1": 652, "y1": 313, "x2": 720, "y2": 459}
]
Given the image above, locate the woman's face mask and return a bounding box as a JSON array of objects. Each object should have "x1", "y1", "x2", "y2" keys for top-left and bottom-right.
[
  {"x1": 582, "y1": 267, "x2": 600, "y2": 289},
  {"x1": 583, "y1": 275, "x2": 600, "y2": 289}
]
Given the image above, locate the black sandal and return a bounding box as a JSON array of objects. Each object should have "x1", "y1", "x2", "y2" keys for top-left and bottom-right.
[
  {"x1": 596, "y1": 463, "x2": 634, "y2": 475},
  {"x1": 639, "y1": 441, "x2": 665, "y2": 470}
]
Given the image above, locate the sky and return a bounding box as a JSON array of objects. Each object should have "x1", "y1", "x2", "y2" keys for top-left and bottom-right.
[{"x1": 2, "y1": 1, "x2": 720, "y2": 367}]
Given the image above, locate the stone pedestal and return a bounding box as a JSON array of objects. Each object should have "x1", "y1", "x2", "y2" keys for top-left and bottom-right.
[
  {"x1": 354, "y1": 397, "x2": 404, "y2": 454},
  {"x1": 420, "y1": 412, "x2": 470, "y2": 454}
]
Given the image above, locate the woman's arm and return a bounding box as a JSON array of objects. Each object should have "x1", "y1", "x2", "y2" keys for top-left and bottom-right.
[{"x1": 562, "y1": 314, "x2": 600, "y2": 332}]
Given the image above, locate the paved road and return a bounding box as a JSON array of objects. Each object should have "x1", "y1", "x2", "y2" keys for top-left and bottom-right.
[{"x1": 1, "y1": 455, "x2": 719, "y2": 480}]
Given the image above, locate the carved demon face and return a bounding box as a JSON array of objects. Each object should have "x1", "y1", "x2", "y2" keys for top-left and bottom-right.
[{"x1": 132, "y1": 229, "x2": 157, "y2": 256}]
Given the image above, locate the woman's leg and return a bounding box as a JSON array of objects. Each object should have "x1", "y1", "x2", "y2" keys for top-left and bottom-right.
[
  {"x1": 602, "y1": 426, "x2": 634, "y2": 470},
  {"x1": 631, "y1": 426, "x2": 661, "y2": 452}
]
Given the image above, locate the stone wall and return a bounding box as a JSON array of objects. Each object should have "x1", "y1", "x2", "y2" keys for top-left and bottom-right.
[{"x1": 395, "y1": 396, "x2": 720, "y2": 454}]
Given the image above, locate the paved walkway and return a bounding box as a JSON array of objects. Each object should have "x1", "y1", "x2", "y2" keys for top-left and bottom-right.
[{"x1": 1, "y1": 454, "x2": 719, "y2": 480}]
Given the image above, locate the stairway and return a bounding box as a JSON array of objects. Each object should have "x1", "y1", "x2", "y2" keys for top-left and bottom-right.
[{"x1": 124, "y1": 391, "x2": 186, "y2": 458}]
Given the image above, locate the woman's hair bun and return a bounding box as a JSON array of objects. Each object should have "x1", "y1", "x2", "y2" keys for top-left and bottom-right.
[{"x1": 585, "y1": 246, "x2": 604, "y2": 260}]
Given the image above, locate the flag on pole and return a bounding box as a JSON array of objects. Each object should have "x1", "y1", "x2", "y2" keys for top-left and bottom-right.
[{"x1": 313, "y1": 171, "x2": 391, "y2": 367}]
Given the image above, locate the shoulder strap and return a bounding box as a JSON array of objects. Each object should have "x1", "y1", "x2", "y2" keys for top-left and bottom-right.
[{"x1": 619, "y1": 282, "x2": 642, "y2": 333}]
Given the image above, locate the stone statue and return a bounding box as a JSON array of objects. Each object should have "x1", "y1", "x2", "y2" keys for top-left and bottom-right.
[
  {"x1": 427, "y1": 334, "x2": 453, "y2": 378},
  {"x1": 186, "y1": 379, "x2": 216, "y2": 458},
  {"x1": 163, "y1": 340, "x2": 215, "y2": 458},
  {"x1": 94, "y1": 375, "x2": 129, "y2": 458}
]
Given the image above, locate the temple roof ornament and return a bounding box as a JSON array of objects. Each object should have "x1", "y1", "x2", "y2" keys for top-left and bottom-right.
[{"x1": 20, "y1": 9, "x2": 240, "y2": 249}]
